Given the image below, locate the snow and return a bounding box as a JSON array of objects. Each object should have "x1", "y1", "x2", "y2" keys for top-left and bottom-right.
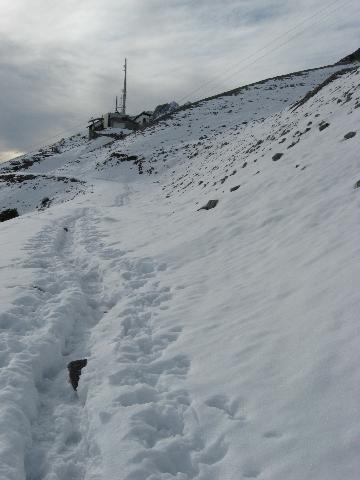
[{"x1": 0, "y1": 63, "x2": 360, "y2": 480}]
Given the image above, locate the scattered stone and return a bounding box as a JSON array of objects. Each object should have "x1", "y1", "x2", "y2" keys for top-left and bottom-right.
[
  {"x1": 198, "y1": 199, "x2": 219, "y2": 211},
  {"x1": 242, "y1": 162, "x2": 247, "y2": 168},
  {"x1": 272, "y1": 153, "x2": 283, "y2": 162},
  {"x1": 344, "y1": 131, "x2": 356, "y2": 140},
  {"x1": 287, "y1": 139, "x2": 300, "y2": 149},
  {"x1": 67, "y1": 359, "x2": 87, "y2": 391},
  {"x1": 354, "y1": 180, "x2": 360, "y2": 189},
  {"x1": 0, "y1": 208, "x2": 19, "y2": 222},
  {"x1": 64, "y1": 227, "x2": 68, "y2": 232},
  {"x1": 220, "y1": 176, "x2": 228, "y2": 184},
  {"x1": 230, "y1": 185, "x2": 240, "y2": 192},
  {"x1": 40, "y1": 197, "x2": 51, "y2": 209},
  {"x1": 319, "y1": 122, "x2": 330, "y2": 131}
]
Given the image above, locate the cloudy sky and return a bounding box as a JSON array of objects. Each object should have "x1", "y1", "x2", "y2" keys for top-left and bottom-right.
[{"x1": 0, "y1": 0, "x2": 359, "y2": 162}]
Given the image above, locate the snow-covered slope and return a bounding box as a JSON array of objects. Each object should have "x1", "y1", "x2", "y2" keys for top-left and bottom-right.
[{"x1": 0, "y1": 62, "x2": 360, "y2": 480}]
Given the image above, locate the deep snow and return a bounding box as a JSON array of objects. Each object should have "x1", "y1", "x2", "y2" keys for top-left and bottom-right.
[{"x1": 0, "y1": 62, "x2": 360, "y2": 480}]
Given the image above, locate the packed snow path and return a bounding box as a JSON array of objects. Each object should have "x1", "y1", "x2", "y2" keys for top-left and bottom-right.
[
  {"x1": 23, "y1": 209, "x2": 108, "y2": 480},
  {"x1": 5, "y1": 200, "x2": 227, "y2": 480}
]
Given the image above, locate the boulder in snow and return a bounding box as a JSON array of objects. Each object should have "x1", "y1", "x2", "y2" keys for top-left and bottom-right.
[
  {"x1": 67, "y1": 359, "x2": 87, "y2": 391},
  {"x1": 198, "y1": 199, "x2": 219, "y2": 211},
  {"x1": 272, "y1": 153, "x2": 284, "y2": 161},
  {"x1": 344, "y1": 131, "x2": 356, "y2": 140},
  {"x1": 0, "y1": 208, "x2": 19, "y2": 222}
]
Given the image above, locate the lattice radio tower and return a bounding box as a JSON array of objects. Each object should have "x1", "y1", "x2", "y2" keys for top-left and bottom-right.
[{"x1": 122, "y1": 58, "x2": 127, "y2": 114}]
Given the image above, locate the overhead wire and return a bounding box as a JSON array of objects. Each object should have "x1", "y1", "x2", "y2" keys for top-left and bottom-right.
[
  {"x1": 177, "y1": 0, "x2": 352, "y2": 103},
  {"x1": 211, "y1": 0, "x2": 354, "y2": 92}
]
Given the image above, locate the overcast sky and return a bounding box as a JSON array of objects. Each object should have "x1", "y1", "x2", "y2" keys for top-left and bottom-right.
[{"x1": 0, "y1": 0, "x2": 359, "y2": 162}]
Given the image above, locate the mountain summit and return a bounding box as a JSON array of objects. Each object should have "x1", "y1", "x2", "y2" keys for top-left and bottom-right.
[{"x1": 337, "y1": 47, "x2": 360, "y2": 64}]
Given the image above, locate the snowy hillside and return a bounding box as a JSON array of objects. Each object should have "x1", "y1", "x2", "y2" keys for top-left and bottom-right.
[{"x1": 0, "y1": 59, "x2": 360, "y2": 480}]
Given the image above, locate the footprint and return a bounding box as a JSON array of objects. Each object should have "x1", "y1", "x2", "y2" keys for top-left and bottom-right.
[
  {"x1": 108, "y1": 367, "x2": 159, "y2": 387},
  {"x1": 135, "y1": 259, "x2": 155, "y2": 275},
  {"x1": 130, "y1": 437, "x2": 196, "y2": 478},
  {"x1": 148, "y1": 354, "x2": 190, "y2": 376},
  {"x1": 122, "y1": 271, "x2": 132, "y2": 280},
  {"x1": 197, "y1": 436, "x2": 229, "y2": 466},
  {"x1": 205, "y1": 394, "x2": 244, "y2": 420},
  {"x1": 99, "y1": 411, "x2": 112, "y2": 424},
  {"x1": 126, "y1": 404, "x2": 185, "y2": 448},
  {"x1": 243, "y1": 464, "x2": 261, "y2": 478},
  {"x1": 151, "y1": 330, "x2": 181, "y2": 351},
  {"x1": 115, "y1": 385, "x2": 158, "y2": 407},
  {"x1": 65, "y1": 430, "x2": 82, "y2": 446}
]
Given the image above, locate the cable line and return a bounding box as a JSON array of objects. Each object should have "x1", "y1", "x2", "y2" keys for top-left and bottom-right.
[{"x1": 177, "y1": 0, "x2": 350, "y2": 103}]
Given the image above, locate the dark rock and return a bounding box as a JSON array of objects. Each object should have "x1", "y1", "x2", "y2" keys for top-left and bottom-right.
[
  {"x1": 64, "y1": 227, "x2": 68, "y2": 232},
  {"x1": 230, "y1": 185, "x2": 240, "y2": 192},
  {"x1": 354, "y1": 180, "x2": 360, "y2": 189},
  {"x1": 67, "y1": 359, "x2": 87, "y2": 391},
  {"x1": 40, "y1": 197, "x2": 51, "y2": 209},
  {"x1": 198, "y1": 199, "x2": 219, "y2": 211},
  {"x1": 152, "y1": 101, "x2": 179, "y2": 120},
  {"x1": 0, "y1": 208, "x2": 19, "y2": 222},
  {"x1": 319, "y1": 122, "x2": 330, "y2": 131},
  {"x1": 344, "y1": 131, "x2": 356, "y2": 140},
  {"x1": 287, "y1": 139, "x2": 300, "y2": 149},
  {"x1": 272, "y1": 153, "x2": 283, "y2": 161},
  {"x1": 337, "y1": 48, "x2": 360, "y2": 64}
]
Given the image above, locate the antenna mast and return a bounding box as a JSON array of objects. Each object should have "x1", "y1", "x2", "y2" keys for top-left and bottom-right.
[{"x1": 122, "y1": 58, "x2": 127, "y2": 114}]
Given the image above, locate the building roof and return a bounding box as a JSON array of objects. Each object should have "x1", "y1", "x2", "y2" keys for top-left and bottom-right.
[{"x1": 133, "y1": 111, "x2": 153, "y2": 121}]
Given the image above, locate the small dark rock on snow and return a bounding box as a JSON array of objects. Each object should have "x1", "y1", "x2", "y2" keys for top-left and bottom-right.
[
  {"x1": 272, "y1": 153, "x2": 283, "y2": 161},
  {"x1": 40, "y1": 197, "x2": 51, "y2": 209},
  {"x1": 354, "y1": 179, "x2": 360, "y2": 189},
  {"x1": 0, "y1": 208, "x2": 19, "y2": 222},
  {"x1": 67, "y1": 359, "x2": 87, "y2": 391},
  {"x1": 344, "y1": 131, "x2": 356, "y2": 140},
  {"x1": 319, "y1": 122, "x2": 330, "y2": 131},
  {"x1": 230, "y1": 185, "x2": 240, "y2": 192},
  {"x1": 198, "y1": 199, "x2": 219, "y2": 211}
]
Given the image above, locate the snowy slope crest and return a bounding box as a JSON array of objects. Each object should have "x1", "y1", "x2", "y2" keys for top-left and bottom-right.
[{"x1": 0, "y1": 63, "x2": 360, "y2": 480}]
